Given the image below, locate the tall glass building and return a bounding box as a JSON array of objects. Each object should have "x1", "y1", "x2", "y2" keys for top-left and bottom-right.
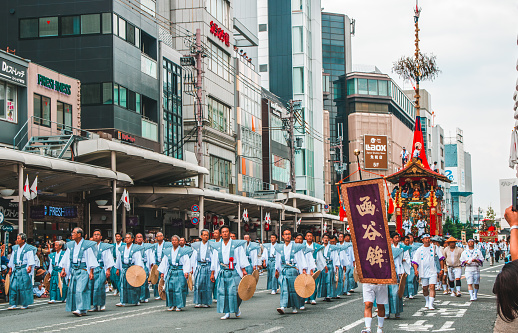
[{"x1": 321, "y1": 12, "x2": 352, "y2": 207}]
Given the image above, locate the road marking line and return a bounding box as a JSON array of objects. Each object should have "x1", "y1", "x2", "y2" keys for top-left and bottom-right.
[
  {"x1": 327, "y1": 297, "x2": 361, "y2": 309},
  {"x1": 260, "y1": 327, "x2": 284, "y2": 333},
  {"x1": 334, "y1": 314, "x2": 377, "y2": 333}
]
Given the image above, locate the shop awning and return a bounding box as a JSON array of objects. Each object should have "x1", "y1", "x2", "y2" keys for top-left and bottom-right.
[
  {"x1": 125, "y1": 186, "x2": 300, "y2": 217},
  {"x1": 0, "y1": 147, "x2": 133, "y2": 194},
  {"x1": 297, "y1": 212, "x2": 345, "y2": 224},
  {"x1": 273, "y1": 192, "x2": 326, "y2": 211},
  {"x1": 74, "y1": 139, "x2": 209, "y2": 184}
]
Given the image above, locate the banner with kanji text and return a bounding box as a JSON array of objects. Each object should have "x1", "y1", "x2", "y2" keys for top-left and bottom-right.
[{"x1": 340, "y1": 178, "x2": 396, "y2": 284}]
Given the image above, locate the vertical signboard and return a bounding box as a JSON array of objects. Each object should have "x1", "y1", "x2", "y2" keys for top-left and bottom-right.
[{"x1": 364, "y1": 135, "x2": 388, "y2": 170}]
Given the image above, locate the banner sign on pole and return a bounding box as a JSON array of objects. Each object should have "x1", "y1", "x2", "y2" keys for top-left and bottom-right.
[{"x1": 340, "y1": 178, "x2": 396, "y2": 284}]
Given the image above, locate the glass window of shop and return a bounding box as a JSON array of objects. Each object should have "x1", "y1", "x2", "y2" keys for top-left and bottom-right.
[
  {"x1": 57, "y1": 101, "x2": 72, "y2": 130},
  {"x1": 0, "y1": 82, "x2": 17, "y2": 123},
  {"x1": 33, "y1": 94, "x2": 51, "y2": 127},
  {"x1": 33, "y1": 221, "x2": 78, "y2": 241}
]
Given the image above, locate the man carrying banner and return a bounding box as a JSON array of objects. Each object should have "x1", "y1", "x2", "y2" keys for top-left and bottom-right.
[
  {"x1": 275, "y1": 229, "x2": 307, "y2": 314},
  {"x1": 261, "y1": 234, "x2": 279, "y2": 295},
  {"x1": 412, "y1": 234, "x2": 444, "y2": 310}
]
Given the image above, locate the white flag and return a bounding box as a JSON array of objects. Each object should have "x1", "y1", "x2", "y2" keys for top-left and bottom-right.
[
  {"x1": 23, "y1": 175, "x2": 31, "y2": 200},
  {"x1": 30, "y1": 176, "x2": 38, "y2": 200},
  {"x1": 122, "y1": 189, "x2": 131, "y2": 212},
  {"x1": 243, "y1": 209, "x2": 249, "y2": 222},
  {"x1": 296, "y1": 217, "x2": 302, "y2": 226}
]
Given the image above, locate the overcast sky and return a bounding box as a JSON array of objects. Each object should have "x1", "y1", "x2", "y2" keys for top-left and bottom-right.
[{"x1": 322, "y1": 0, "x2": 518, "y2": 217}]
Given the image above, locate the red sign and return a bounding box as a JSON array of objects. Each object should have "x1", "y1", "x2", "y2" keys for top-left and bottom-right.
[
  {"x1": 117, "y1": 131, "x2": 136, "y2": 143},
  {"x1": 210, "y1": 21, "x2": 230, "y2": 47}
]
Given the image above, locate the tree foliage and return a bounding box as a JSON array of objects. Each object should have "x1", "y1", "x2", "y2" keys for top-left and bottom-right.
[
  {"x1": 485, "y1": 206, "x2": 496, "y2": 222},
  {"x1": 392, "y1": 52, "x2": 441, "y2": 83}
]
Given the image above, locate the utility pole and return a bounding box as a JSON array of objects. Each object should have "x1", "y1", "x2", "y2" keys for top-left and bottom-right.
[
  {"x1": 194, "y1": 29, "x2": 204, "y2": 166},
  {"x1": 288, "y1": 100, "x2": 296, "y2": 193},
  {"x1": 331, "y1": 123, "x2": 345, "y2": 181}
]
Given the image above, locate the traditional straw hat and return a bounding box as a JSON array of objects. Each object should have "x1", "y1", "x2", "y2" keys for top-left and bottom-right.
[
  {"x1": 43, "y1": 273, "x2": 51, "y2": 291},
  {"x1": 36, "y1": 268, "x2": 46, "y2": 277},
  {"x1": 311, "y1": 270, "x2": 321, "y2": 280},
  {"x1": 238, "y1": 275, "x2": 256, "y2": 301},
  {"x1": 158, "y1": 278, "x2": 166, "y2": 300},
  {"x1": 445, "y1": 236, "x2": 457, "y2": 243},
  {"x1": 294, "y1": 273, "x2": 315, "y2": 298},
  {"x1": 126, "y1": 265, "x2": 147, "y2": 287},
  {"x1": 187, "y1": 273, "x2": 193, "y2": 291},
  {"x1": 252, "y1": 269, "x2": 260, "y2": 283},
  {"x1": 148, "y1": 265, "x2": 159, "y2": 285}
]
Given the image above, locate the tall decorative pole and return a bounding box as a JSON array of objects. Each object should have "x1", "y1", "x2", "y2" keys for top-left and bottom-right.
[{"x1": 414, "y1": 1, "x2": 421, "y2": 118}]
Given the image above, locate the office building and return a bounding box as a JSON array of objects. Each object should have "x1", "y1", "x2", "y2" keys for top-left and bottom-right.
[{"x1": 257, "y1": 0, "x2": 324, "y2": 199}]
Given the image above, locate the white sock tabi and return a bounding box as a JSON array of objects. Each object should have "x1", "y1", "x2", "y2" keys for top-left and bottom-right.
[
  {"x1": 424, "y1": 296, "x2": 429, "y2": 307},
  {"x1": 377, "y1": 317, "x2": 385, "y2": 328},
  {"x1": 365, "y1": 317, "x2": 372, "y2": 329}
]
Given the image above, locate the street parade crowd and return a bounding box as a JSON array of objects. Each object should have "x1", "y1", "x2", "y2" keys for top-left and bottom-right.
[{"x1": 0, "y1": 224, "x2": 512, "y2": 333}]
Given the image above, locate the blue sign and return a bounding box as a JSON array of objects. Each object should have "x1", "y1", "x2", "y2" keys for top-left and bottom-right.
[
  {"x1": 191, "y1": 204, "x2": 199, "y2": 212},
  {"x1": 1, "y1": 225, "x2": 13, "y2": 232},
  {"x1": 192, "y1": 217, "x2": 199, "y2": 225}
]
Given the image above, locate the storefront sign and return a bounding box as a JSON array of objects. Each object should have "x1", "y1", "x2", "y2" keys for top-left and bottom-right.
[
  {"x1": 364, "y1": 135, "x2": 388, "y2": 170},
  {"x1": 37, "y1": 74, "x2": 71, "y2": 95},
  {"x1": 117, "y1": 131, "x2": 136, "y2": 143},
  {"x1": 210, "y1": 21, "x2": 230, "y2": 47},
  {"x1": 30, "y1": 205, "x2": 78, "y2": 219},
  {"x1": 0, "y1": 199, "x2": 18, "y2": 220},
  {"x1": 1, "y1": 58, "x2": 27, "y2": 86}
]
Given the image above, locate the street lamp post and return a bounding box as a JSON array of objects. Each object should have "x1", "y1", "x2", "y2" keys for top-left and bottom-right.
[{"x1": 354, "y1": 149, "x2": 362, "y2": 180}]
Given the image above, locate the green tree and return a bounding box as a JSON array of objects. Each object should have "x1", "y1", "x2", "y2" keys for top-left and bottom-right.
[{"x1": 485, "y1": 206, "x2": 496, "y2": 222}]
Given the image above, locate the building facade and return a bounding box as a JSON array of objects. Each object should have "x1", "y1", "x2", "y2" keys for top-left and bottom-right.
[
  {"x1": 1, "y1": 0, "x2": 163, "y2": 152},
  {"x1": 257, "y1": 0, "x2": 324, "y2": 199},
  {"x1": 345, "y1": 68, "x2": 416, "y2": 182},
  {"x1": 445, "y1": 128, "x2": 473, "y2": 223}
]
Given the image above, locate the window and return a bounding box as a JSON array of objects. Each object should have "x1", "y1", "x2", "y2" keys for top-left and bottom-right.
[
  {"x1": 20, "y1": 19, "x2": 38, "y2": 38},
  {"x1": 208, "y1": 42, "x2": 230, "y2": 81},
  {"x1": 208, "y1": 96, "x2": 230, "y2": 134},
  {"x1": 293, "y1": 67, "x2": 304, "y2": 94},
  {"x1": 81, "y1": 83, "x2": 101, "y2": 105},
  {"x1": 113, "y1": 84, "x2": 119, "y2": 105},
  {"x1": 118, "y1": 17, "x2": 126, "y2": 40},
  {"x1": 39, "y1": 17, "x2": 58, "y2": 37},
  {"x1": 102, "y1": 13, "x2": 112, "y2": 34},
  {"x1": 208, "y1": 0, "x2": 229, "y2": 27},
  {"x1": 141, "y1": 54, "x2": 157, "y2": 78},
  {"x1": 293, "y1": 26, "x2": 303, "y2": 53},
  {"x1": 113, "y1": 14, "x2": 118, "y2": 36},
  {"x1": 141, "y1": 0, "x2": 156, "y2": 17},
  {"x1": 119, "y1": 86, "x2": 127, "y2": 108},
  {"x1": 210, "y1": 155, "x2": 232, "y2": 188},
  {"x1": 135, "y1": 27, "x2": 140, "y2": 47},
  {"x1": 368, "y1": 79, "x2": 378, "y2": 95},
  {"x1": 142, "y1": 118, "x2": 158, "y2": 141},
  {"x1": 136, "y1": 93, "x2": 141, "y2": 114},
  {"x1": 102, "y1": 82, "x2": 113, "y2": 104},
  {"x1": 57, "y1": 101, "x2": 72, "y2": 130},
  {"x1": 61, "y1": 16, "x2": 80, "y2": 36},
  {"x1": 358, "y1": 78, "x2": 368, "y2": 95},
  {"x1": 33, "y1": 94, "x2": 51, "y2": 127},
  {"x1": 259, "y1": 24, "x2": 267, "y2": 32},
  {"x1": 81, "y1": 14, "x2": 100, "y2": 34},
  {"x1": 378, "y1": 80, "x2": 388, "y2": 96},
  {"x1": 292, "y1": 0, "x2": 303, "y2": 10},
  {"x1": 259, "y1": 64, "x2": 268, "y2": 72},
  {"x1": 126, "y1": 23, "x2": 135, "y2": 45},
  {"x1": 0, "y1": 82, "x2": 17, "y2": 123}
]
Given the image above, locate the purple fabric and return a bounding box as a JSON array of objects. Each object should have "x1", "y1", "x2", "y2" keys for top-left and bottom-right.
[
  {"x1": 346, "y1": 182, "x2": 392, "y2": 281},
  {"x1": 411, "y1": 261, "x2": 419, "y2": 267}
]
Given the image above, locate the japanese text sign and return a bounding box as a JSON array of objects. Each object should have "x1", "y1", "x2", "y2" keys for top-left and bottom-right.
[
  {"x1": 341, "y1": 178, "x2": 396, "y2": 284},
  {"x1": 364, "y1": 135, "x2": 388, "y2": 170}
]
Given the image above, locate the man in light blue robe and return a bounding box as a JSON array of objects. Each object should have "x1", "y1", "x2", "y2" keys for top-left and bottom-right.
[
  {"x1": 191, "y1": 229, "x2": 213, "y2": 307},
  {"x1": 329, "y1": 235, "x2": 344, "y2": 299},
  {"x1": 110, "y1": 233, "x2": 125, "y2": 296},
  {"x1": 386, "y1": 233, "x2": 409, "y2": 319},
  {"x1": 136, "y1": 233, "x2": 155, "y2": 303},
  {"x1": 244, "y1": 234, "x2": 260, "y2": 275},
  {"x1": 7, "y1": 233, "x2": 36, "y2": 310},
  {"x1": 151, "y1": 232, "x2": 171, "y2": 300},
  {"x1": 158, "y1": 235, "x2": 192, "y2": 311},
  {"x1": 89, "y1": 230, "x2": 115, "y2": 312},
  {"x1": 343, "y1": 233, "x2": 357, "y2": 294},
  {"x1": 403, "y1": 235, "x2": 420, "y2": 299},
  {"x1": 275, "y1": 229, "x2": 308, "y2": 314},
  {"x1": 59, "y1": 228, "x2": 99, "y2": 316},
  {"x1": 318, "y1": 234, "x2": 340, "y2": 302},
  {"x1": 210, "y1": 225, "x2": 250, "y2": 320},
  {"x1": 261, "y1": 234, "x2": 279, "y2": 295},
  {"x1": 209, "y1": 230, "x2": 222, "y2": 302},
  {"x1": 303, "y1": 231, "x2": 325, "y2": 305},
  {"x1": 115, "y1": 233, "x2": 144, "y2": 306},
  {"x1": 47, "y1": 240, "x2": 67, "y2": 303}
]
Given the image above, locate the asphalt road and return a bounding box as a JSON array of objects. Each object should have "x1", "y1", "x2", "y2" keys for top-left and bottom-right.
[{"x1": 0, "y1": 263, "x2": 503, "y2": 333}]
